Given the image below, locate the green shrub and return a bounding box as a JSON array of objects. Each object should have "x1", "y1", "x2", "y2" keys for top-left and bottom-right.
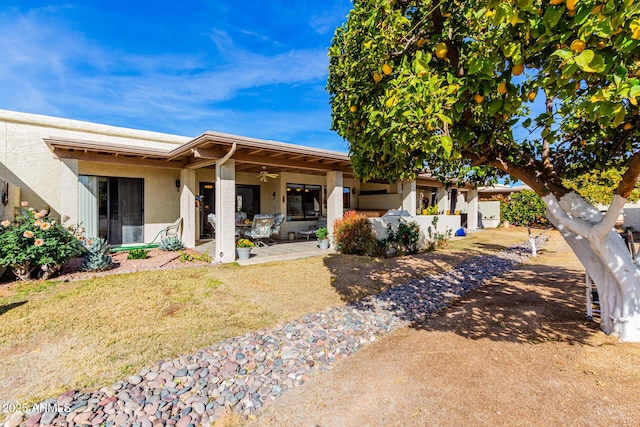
[
  {"x1": 81, "y1": 237, "x2": 113, "y2": 272},
  {"x1": 383, "y1": 219, "x2": 422, "y2": 256},
  {"x1": 179, "y1": 250, "x2": 212, "y2": 263},
  {"x1": 0, "y1": 209, "x2": 84, "y2": 280},
  {"x1": 127, "y1": 248, "x2": 149, "y2": 260},
  {"x1": 333, "y1": 211, "x2": 377, "y2": 255},
  {"x1": 159, "y1": 235, "x2": 185, "y2": 251},
  {"x1": 500, "y1": 190, "x2": 548, "y2": 227}
]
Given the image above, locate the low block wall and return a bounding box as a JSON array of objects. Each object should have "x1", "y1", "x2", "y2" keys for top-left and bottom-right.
[{"x1": 369, "y1": 215, "x2": 461, "y2": 241}]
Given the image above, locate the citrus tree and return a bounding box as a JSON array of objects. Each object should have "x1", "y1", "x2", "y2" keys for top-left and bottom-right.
[
  {"x1": 328, "y1": 0, "x2": 640, "y2": 340},
  {"x1": 563, "y1": 168, "x2": 640, "y2": 205}
]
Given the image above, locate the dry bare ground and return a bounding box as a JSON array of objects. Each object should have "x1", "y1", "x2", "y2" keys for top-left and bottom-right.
[{"x1": 252, "y1": 231, "x2": 640, "y2": 427}]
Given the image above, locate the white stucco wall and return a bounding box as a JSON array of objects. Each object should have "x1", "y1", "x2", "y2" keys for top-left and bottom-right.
[
  {"x1": 369, "y1": 214, "x2": 461, "y2": 242},
  {"x1": 0, "y1": 109, "x2": 190, "y2": 238}
]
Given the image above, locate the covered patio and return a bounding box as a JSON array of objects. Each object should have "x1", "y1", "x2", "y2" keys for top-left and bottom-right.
[
  {"x1": 45, "y1": 128, "x2": 480, "y2": 264},
  {"x1": 196, "y1": 237, "x2": 335, "y2": 266}
]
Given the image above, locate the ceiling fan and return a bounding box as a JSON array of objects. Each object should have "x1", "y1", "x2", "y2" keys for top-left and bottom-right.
[{"x1": 257, "y1": 167, "x2": 279, "y2": 182}]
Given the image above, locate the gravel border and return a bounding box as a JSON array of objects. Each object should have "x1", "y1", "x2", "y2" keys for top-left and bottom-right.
[{"x1": 2, "y1": 237, "x2": 547, "y2": 427}]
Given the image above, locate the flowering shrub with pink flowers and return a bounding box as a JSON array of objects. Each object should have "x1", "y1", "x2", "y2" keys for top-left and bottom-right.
[{"x1": 0, "y1": 209, "x2": 84, "y2": 280}]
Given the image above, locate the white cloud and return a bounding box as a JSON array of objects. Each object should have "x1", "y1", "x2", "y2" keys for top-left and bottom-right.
[{"x1": 0, "y1": 5, "x2": 342, "y2": 149}]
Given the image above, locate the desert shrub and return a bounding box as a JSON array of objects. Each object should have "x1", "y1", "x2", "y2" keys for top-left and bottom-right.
[
  {"x1": 500, "y1": 190, "x2": 547, "y2": 227},
  {"x1": 127, "y1": 248, "x2": 149, "y2": 260},
  {"x1": 0, "y1": 209, "x2": 84, "y2": 280},
  {"x1": 333, "y1": 210, "x2": 377, "y2": 255},
  {"x1": 159, "y1": 235, "x2": 185, "y2": 251},
  {"x1": 179, "y1": 250, "x2": 212, "y2": 263},
  {"x1": 425, "y1": 216, "x2": 452, "y2": 251},
  {"x1": 81, "y1": 237, "x2": 113, "y2": 272}
]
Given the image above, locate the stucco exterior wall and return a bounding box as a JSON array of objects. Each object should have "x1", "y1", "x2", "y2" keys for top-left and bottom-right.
[{"x1": 0, "y1": 110, "x2": 189, "y2": 230}]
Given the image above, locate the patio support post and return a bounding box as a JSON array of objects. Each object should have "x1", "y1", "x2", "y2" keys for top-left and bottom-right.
[
  {"x1": 467, "y1": 189, "x2": 479, "y2": 230},
  {"x1": 326, "y1": 171, "x2": 343, "y2": 238},
  {"x1": 437, "y1": 187, "x2": 449, "y2": 214},
  {"x1": 401, "y1": 180, "x2": 417, "y2": 215},
  {"x1": 179, "y1": 169, "x2": 197, "y2": 248},
  {"x1": 215, "y1": 158, "x2": 236, "y2": 263}
]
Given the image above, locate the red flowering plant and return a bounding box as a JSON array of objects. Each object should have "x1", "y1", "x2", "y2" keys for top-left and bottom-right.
[
  {"x1": 0, "y1": 209, "x2": 84, "y2": 280},
  {"x1": 333, "y1": 210, "x2": 377, "y2": 255}
]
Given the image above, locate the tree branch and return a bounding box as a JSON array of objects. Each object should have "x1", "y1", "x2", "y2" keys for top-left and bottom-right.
[
  {"x1": 543, "y1": 193, "x2": 592, "y2": 237},
  {"x1": 541, "y1": 93, "x2": 553, "y2": 173},
  {"x1": 616, "y1": 151, "x2": 640, "y2": 199},
  {"x1": 593, "y1": 194, "x2": 627, "y2": 237}
]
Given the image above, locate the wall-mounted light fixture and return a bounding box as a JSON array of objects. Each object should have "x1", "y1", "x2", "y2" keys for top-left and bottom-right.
[
  {"x1": 272, "y1": 191, "x2": 276, "y2": 200},
  {"x1": 352, "y1": 187, "x2": 357, "y2": 195},
  {"x1": 175, "y1": 179, "x2": 181, "y2": 192}
]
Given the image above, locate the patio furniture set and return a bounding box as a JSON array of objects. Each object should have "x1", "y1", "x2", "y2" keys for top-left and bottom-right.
[{"x1": 206, "y1": 213, "x2": 327, "y2": 247}]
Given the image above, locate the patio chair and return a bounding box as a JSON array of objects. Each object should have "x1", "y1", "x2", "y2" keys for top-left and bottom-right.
[
  {"x1": 150, "y1": 217, "x2": 183, "y2": 243},
  {"x1": 297, "y1": 216, "x2": 327, "y2": 240},
  {"x1": 207, "y1": 213, "x2": 216, "y2": 238},
  {"x1": 244, "y1": 214, "x2": 275, "y2": 247},
  {"x1": 269, "y1": 213, "x2": 285, "y2": 242}
]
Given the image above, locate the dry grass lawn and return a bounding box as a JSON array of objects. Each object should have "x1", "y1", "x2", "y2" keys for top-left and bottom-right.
[
  {"x1": 253, "y1": 231, "x2": 640, "y2": 426},
  {"x1": 0, "y1": 228, "x2": 532, "y2": 407}
]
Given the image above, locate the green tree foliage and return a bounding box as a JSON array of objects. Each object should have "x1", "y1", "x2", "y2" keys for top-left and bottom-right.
[
  {"x1": 500, "y1": 190, "x2": 548, "y2": 226},
  {"x1": 328, "y1": 0, "x2": 640, "y2": 198},
  {"x1": 563, "y1": 169, "x2": 640, "y2": 205}
]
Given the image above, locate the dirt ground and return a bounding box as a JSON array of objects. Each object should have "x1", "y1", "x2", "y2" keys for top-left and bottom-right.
[{"x1": 252, "y1": 231, "x2": 640, "y2": 426}]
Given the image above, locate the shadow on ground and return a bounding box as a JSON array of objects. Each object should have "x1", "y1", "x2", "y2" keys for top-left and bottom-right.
[
  {"x1": 415, "y1": 262, "x2": 599, "y2": 345},
  {"x1": 0, "y1": 300, "x2": 27, "y2": 316},
  {"x1": 325, "y1": 244, "x2": 599, "y2": 346}
]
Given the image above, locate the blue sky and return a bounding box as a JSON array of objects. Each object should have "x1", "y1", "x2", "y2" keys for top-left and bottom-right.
[{"x1": 0, "y1": 1, "x2": 352, "y2": 152}]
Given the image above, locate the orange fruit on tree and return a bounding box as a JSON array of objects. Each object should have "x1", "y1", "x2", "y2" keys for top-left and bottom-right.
[
  {"x1": 624, "y1": 123, "x2": 633, "y2": 130},
  {"x1": 498, "y1": 81, "x2": 507, "y2": 95},
  {"x1": 382, "y1": 63, "x2": 393, "y2": 75},
  {"x1": 474, "y1": 93, "x2": 485, "y2": 104},
  {"x1": 595, "y1": 41, "x2": 606, "y2": 50},
  {"x1": 570, "y1": 39, "x2": 586, "y2": 53},
  {"x1": 528, "y1": 91, "x2": 537, "y2": 102},
  {"x1": 350, "y1": 105, "x2": 357, "y2": 113},
  {"x1": 566, "y1": 0, "x2": 577, "y2": 11},
  {"x1": 373, "y1": 72, "x2": 382, "y2": 83},
  {"x1": 512, "y1": 63, "x2": 524, "y2": 76},
  {"x1": 435, "y1": 42, "x2": 448, "y2": 60},
  {"x1": 550, "y1": 0, "x2": 564, "y2": 5}
]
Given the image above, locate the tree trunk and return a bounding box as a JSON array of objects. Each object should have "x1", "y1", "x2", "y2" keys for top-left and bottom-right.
[{"x1": 543, "y1": 192, "x2": 640, "y2": 341}]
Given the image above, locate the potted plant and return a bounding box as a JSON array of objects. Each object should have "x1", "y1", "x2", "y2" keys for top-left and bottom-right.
[
  {"x1": 315, "y1": 227, "x2": 329, "y2": 249},
  {"x1": 236, "y1": 238, "x2": 255, "y2": 260}
]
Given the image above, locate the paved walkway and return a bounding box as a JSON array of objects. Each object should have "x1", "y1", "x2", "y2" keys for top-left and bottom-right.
[{"x1": 195, "y1": 238, "x2": 335, "y2": 266}]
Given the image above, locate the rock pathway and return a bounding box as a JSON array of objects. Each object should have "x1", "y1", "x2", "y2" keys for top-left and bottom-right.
[{"x1": 3, "y1": 237, "x2": 546, "y2": 427}]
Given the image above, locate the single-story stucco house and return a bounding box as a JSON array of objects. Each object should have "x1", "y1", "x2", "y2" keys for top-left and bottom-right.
[{"x1": 0, "y1": 109, "x2": 481, "y2": 263}]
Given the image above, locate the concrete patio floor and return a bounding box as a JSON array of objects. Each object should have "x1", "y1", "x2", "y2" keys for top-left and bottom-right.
[{"x1": 195, "y1": 237, "x2": 335, "y2": 266}]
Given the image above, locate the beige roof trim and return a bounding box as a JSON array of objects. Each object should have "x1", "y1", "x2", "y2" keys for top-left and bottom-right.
[{"x1": 168, "y1": 130, "x2": 350, "y2": 162}]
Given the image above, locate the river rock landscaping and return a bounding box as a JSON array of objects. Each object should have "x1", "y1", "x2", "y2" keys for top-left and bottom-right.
[{"x1": 2, "y1": 237, "x2": 546, "y2": 427}]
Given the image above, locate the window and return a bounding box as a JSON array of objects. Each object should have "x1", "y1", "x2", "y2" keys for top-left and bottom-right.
[
  {"x1": 343, "y1": 187, "x2": 351, "y2": 209},
  {"x1": 78, "y1": 175, "x2": 144, "y2": 244},
  {"x1": 286, "y1": 184, "x2": 321, "y2": 220}
]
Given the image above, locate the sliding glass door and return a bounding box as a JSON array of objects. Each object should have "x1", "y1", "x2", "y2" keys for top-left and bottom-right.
[{"x1": 79, "y1": 176, "x2": 144, "y2": 244}]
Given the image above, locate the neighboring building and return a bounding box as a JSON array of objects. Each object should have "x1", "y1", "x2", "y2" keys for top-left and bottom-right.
[{"x1": 0, "y1": 109, "x2": 480, "y2": 263}]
